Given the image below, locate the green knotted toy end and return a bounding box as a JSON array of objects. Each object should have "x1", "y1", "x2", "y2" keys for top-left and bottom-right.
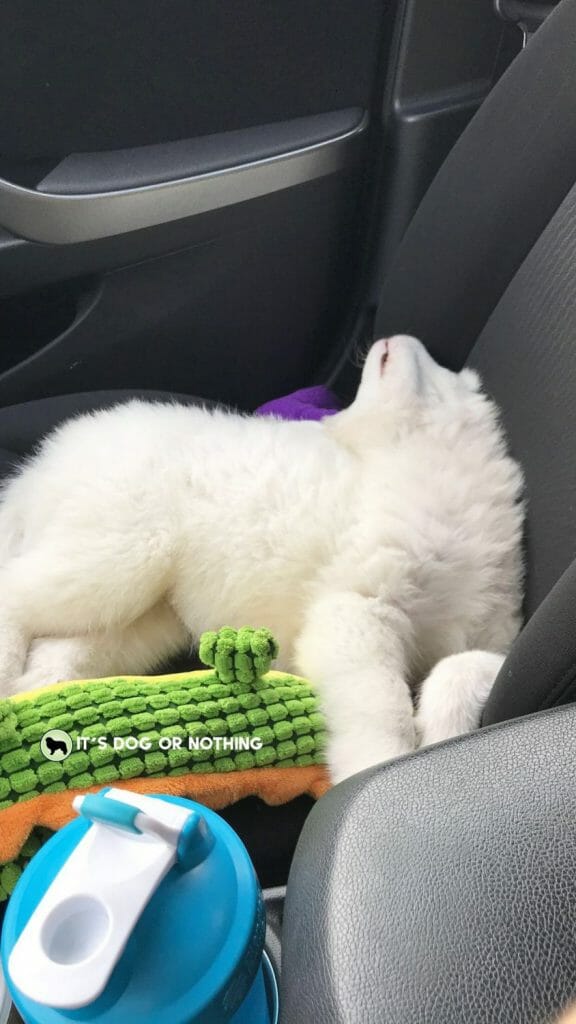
[{"x1": 199, "y1": 626, "x2": 279, "y2": 684}]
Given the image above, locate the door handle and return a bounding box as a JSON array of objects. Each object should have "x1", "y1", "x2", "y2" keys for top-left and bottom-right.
[{"x1": 0, "y1": 109, "x2": 367, "y2": 245}]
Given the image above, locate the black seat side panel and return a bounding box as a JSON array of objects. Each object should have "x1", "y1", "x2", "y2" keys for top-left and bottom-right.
[
  {"x1": 374, "y1": 0, "x2": 576, "y2": 368},
  {"x1": 465, "y1": 178, "x2": 576, "y2": 722},
  {"x1": 482, "y1": 558, "x2": 576, "y2": 725},
  {"x1": 467, "y1": 181, "x2": 576, "y2": 621}
]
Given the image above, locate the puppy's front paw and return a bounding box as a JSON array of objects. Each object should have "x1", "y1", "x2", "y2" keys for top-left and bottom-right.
[{"x1": 416, "y1": 650, "x2": 505, "y2": 748}]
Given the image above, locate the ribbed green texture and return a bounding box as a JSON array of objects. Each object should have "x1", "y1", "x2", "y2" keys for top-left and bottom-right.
[
  {"x1": 0, "y1": 828, "x2": 53, "y2": 901},
  {"x1": 0, "y1": 627, "x2": 326, "y2": 900}
]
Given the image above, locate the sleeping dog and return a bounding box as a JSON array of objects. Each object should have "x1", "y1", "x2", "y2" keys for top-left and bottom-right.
[{"x1": 0, "y1": 336, "x2": 524, "y2": 782}]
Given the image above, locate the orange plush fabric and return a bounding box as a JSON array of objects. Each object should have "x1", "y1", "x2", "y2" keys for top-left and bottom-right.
[{"x1": 0, "y1": 764, "x2": 330, "y2": 866}]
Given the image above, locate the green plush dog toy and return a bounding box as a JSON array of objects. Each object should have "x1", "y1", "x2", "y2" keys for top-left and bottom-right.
[{"x1": 0, "y1": 626, "x2": 329, "y2": 901}]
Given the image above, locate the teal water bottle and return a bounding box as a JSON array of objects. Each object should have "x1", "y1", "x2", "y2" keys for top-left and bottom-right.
[{"x1": 1, "y1": 788, "x2": 279, "y2": 1024}]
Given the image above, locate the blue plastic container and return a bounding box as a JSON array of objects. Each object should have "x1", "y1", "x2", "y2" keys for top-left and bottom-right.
[{"x1": 1, "y1": 789, "x2": 279, "y2": 1024}]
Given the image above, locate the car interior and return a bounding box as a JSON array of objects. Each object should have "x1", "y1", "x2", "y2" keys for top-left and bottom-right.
[{"x1": 3, "y1": 0, "x2": 576, "y2": 1019}]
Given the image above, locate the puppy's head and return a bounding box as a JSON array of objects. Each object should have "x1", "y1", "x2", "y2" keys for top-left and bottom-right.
[
  {"x1": 329, "y1": 335, "x2": 483, "y2": 448},
  {"x1": 357, "y1": 335, "x2": 480, "y2": 413}
]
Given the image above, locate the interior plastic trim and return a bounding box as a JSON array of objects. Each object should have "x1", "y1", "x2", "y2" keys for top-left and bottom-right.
[{"x1": 0, "y1": 110, "x2": 367, "y2": 245}]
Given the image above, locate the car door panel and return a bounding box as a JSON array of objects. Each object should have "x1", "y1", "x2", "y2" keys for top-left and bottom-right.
[
  {"x1": 0, "y1": 0, "x2": 383, "y2": 164},
  {"x1": 0, "y1": 0, "x2": 516, "y2": 410},
  {"x1": 0, "y1": 1, "x2": 384, "y2": 407},
  {"x1": 0, "y1": 173, "x2": 360, "y2": 408}
]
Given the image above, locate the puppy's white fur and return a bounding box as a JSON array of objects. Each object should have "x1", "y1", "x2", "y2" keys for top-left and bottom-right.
[{"x1": 0, "y1": 336, "x2": 524, "y2": 782}]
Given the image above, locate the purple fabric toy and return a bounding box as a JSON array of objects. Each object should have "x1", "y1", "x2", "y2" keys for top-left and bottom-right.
[{"x1": 255, "y1": 385, "x2": 341, "y2": 422}]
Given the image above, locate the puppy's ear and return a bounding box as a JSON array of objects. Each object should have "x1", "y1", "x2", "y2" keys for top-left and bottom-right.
[{"x1": 460, "y1": 367, "x2": 481, "y2": 392}]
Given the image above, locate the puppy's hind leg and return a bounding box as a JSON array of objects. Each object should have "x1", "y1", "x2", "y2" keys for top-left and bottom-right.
[
  {"x1": 0, "y1": 566, "x2": 31, "y2": 695},
  {"x1": 14, "y1": 602, "x2": 190, "y2": 694},
  {"x1": 0, "y1": 535, "x2": 175, "y2": 695},
  {"x1": 0, "y1": 616, "x2": 28, "y2": 695},
  {"x1": 415, "y1": 650, "x2": 505, "y2": 749}
]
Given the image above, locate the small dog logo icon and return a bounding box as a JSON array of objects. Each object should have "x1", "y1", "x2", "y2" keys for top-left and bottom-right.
[
  {"x1": 46, "y1": 737, "x2": 68, "y2": 757},
  {"x1": 40, "y1": 729, "x2": 73, "y2": 762}
]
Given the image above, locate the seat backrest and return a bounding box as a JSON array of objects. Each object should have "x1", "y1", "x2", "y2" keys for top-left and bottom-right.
[
  {"x1": 375, "y1": 0, "x2": 576, "y2": 723},
  {"x1": 375, "y1": 0, "x2": 576, "y2": 369},
  {"x1": 470, "y1": 180, "x2": 576, "y2": 723},
  {"x1": 469, "y1": 182, "x2": 576, "y2": 621}
]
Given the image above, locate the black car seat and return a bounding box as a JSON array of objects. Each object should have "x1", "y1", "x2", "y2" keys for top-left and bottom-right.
[{"x1": 2, "y1": 0, "x2": 576, "y2": 886}]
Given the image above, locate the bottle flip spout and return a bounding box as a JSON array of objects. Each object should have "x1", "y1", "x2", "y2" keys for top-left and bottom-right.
[{"x1": 7, "y1": 788, "x2": 214, "y2": 1011}]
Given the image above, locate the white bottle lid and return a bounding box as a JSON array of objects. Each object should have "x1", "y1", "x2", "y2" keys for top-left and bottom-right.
[{"x1": 7, "y1": 789, "x2": 206, "y2": 1010}]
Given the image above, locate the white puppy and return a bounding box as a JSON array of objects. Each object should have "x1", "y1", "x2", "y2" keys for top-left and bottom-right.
[{"x1": 0, "y1": 336, "x2": 524, "y2": 782}]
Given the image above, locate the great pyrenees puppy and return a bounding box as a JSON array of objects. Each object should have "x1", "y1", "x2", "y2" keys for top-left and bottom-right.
[{"x1": 0, "y1": 336, "x2": 524, "y2": 782}]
